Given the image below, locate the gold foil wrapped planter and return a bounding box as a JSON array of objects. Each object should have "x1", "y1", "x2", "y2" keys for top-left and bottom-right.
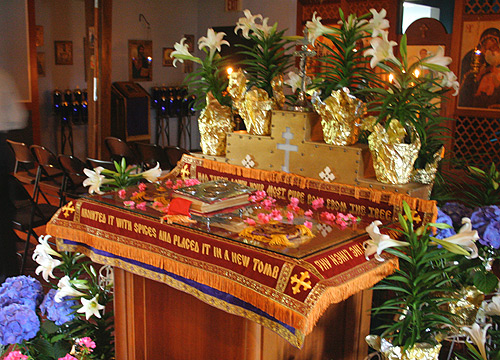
[
  {"x1": 312, "y1": 89, "x2": 363, "y2": 146},
  {"x1": 228, "y1": 68, "x2": 247, "y2": 115},
  {"x1": 447, "y1": 286, "x2": 484, "y2": 327},
  {"x1": 411, "y1": 147, "x2": 445, "y2": 185},
  {"x1": 367, "y1": 122, "x2": 421, "y2": 185},
  {"x1": 366, "y1": 335, "x2": 442, "y2": 360},
  {"x1": 240, "y1": 87, "x2": 275, "y2": 136},
  {"x1": 198, "y1": 93, "x2": 234, "y2": 156}
]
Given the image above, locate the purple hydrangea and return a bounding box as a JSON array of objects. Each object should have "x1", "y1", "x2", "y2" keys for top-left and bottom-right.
[
  {"x1": 440, "y1": 202, "x2": 473, "y2": 229},
  {"x1": 482, "y1": 220, "x2": 500, "y2": 249},
  {"x1": 40, "y1": 289, "x2": 78, "y2": 326},
  {"x1": 471, "y1": 205, "x2": 500, "y2": 238},
  {"x1": 0, "y1": 276, "x2": 43, "y2": 310},
  {"x1": 0, "y1": 303, "x2": 40, "y2": 345},
  {"x1": 435, "y1": 208, "x2": 456, "y2": 239}
]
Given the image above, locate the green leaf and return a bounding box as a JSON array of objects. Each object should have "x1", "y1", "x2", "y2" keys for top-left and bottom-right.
[
  {"x1": 402, "y1": 201, "x2": 413, "y2": 223},
  {"x1": 473, "y1": 271, "x2": 499, "y2": 294}
]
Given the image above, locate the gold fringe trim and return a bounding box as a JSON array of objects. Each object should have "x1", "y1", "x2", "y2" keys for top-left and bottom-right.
[
  {"x1": 188, "y1": 156, "x2": 436, "y2": 219},
  {"x1": 47, "y1": 223, "x2": 307, "y2": 330},
  {"x1": 304, "y1": 256, "x2": 399, "y2": 335}
]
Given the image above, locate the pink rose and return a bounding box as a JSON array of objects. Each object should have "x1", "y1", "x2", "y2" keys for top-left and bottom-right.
[
  {"x1": 304, "y1": 210, "x2": 313, "y2": 217},
  {"x1": 289, "y1": 197, "x2": 299, "y2": 207},
  {"x1": 118, "y1": 189, "x2": 126, "y2": 199},
  {"x1": 244, "y1": 218, "x2": 256, "y2": 226},
  {"x1": 77, "y1": 336, "x2": 96, "y2": 350},
  {"x1": 123, "y1": 201, "x2": 135, "y2": 208},
  {"x1": 304, "y1": 221, "x2": 313, "y2": 229},
  {"x1": 5, "y1": 351, "x2": 28, "y2": 360},
  {"x1": 138, "y1": 183, "x2": 147, "y2": 192},
  {"x1": 311, "y1": 198, "x2": 324, "y2": 210},
  {"x1": 137, "y1": 202, "x2": 147, "y2": 210},
  {"x1": 286, "y1": 211, "x2": 294, "y2": 222}
]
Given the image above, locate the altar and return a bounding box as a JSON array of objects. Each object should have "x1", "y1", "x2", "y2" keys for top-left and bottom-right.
[{"x1": 46, "y1": 155, "x2": 437, "y2": 360}]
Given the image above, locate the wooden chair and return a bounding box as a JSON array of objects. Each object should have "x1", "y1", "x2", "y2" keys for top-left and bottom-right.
[
  {"x1": 57, "y1": 154, "x2": 89, "y2": 204},
  {"x1": 104, "y1": 136, "x2": 139, "y2": 167},
  {"x1": 30, "y1": 145, "x2": 65, "y2": 206},
  {"x1": 86, "y1": 157, "x2": 116, "y2": 172},
  {"x1": 8, "y1": 174, "x2": 59, "y2": 274}
]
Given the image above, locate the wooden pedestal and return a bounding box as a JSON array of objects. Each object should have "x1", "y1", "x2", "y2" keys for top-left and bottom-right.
[{"x1": 114, "y1": 268, "x2": 373, "y2": 360}]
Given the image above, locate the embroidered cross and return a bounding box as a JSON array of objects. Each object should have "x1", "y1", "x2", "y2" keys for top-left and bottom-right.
[
  {"x1": 242, "y1": 154, "x2": 255, "y2": 168},
  {"x1": 290, "y1": 271, "x2": 312, "y2": 294},
  {"x1": 61, "y1": 201, "x2": 75, "y2": 218},
  {"x1": 318, "y1": 223, "x2": 333, "y2": 237},
  {"x1": 319, "y1": 166, "x2": 335, "y2": 182},
  {"x1": 276, "y1": 127, "x2": 298, "y2": 173},
  {"x1": 180, "y1": 164, "x2": 190, "y2": 179},
  {"x1": 404, "y1": 210, "x2": 422, "y2": 224}
]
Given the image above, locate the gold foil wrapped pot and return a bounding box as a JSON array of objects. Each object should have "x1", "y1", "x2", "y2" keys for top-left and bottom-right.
[
  {"x1": 198, "y1": 92, "x2": 234, "y2": 156},
  {"x1": 447, "y1": 286, "x2": 484, "y2": 327},
  {"x1": 312, "y1": 89, "x2": 363, "y2": 146},
  {"x1": 240, "y1": 87, "x2": 275, "y2": 136},
  {"x1": 366, "y1": 335, "x2": 442, "y2": 360},
  {"x1": 411, "y1": 146, "x2": 445, "y2": 184}
]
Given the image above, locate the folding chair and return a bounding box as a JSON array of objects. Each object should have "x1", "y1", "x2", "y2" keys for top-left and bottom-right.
[
  {"x1": 135, "y1": 142, "x2": 171, "y2": 171},
  {"x1": 86, "y1": 157, "x2": 116, "y2": 172},
  {"x1": 164, "y1": 146, "x2": 190, "y2": 169},
  {"x1": 30, "y1": 145, "x2": 65, "y2": 207},
  {"x1": 57, "y1": 154, "x2": 89, "y2": 204},
  {"x1": 8, "y1": 174, "x2": 59, "y2": 274},
  {"x1": 104, "y1": 136, "x2": 139, "y2": 166}
]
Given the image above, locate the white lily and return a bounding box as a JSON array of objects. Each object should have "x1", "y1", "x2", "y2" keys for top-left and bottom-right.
[
  {"x1": 305, "y1": 11, "x2": 335, "y2": 46},
  {"x1": 439, "y1": 70, "x2": 460, "y2": 96},
  {"x1": 55, "y1": 275, "x2": 87, "y2": 302},
  {"x1": 77, "y1": 295, "x2": 106, "y2": 320},
  {"x1": 368, "y1": 8, "x2": 390, "y2": 38},
  {"x1": 439, "y1": 217, "x2": 479, "y2": 259},
  {"x1": 254, "y1": 17, "x2": 273, "y2": 40},
  {"x1": 284, "y1": 71, "x2": 310, "y2": 93},
  {"x1": 141, "y1": 162, "x2": 162, "y2": 183},
  {"x1": 422, "y1": 46, "x2": 452, "y2": 69},
  {"x1": 462, "y1": 323, "x2": 491, "y2": 360},
  {"x1": 235, "y1": 9, "x2": 262, "y2": 39},
  {"x1": 198, "y1": 28, "x2": 229, "y2": 60},
  {"x1": 485, "y1": 295, "x2": 500, "y2": 316},
  {"x1": 364, "y1": 31, "x2": 398, "y2": 68},
  {"x1": 339, "y1": 13, "x2": 368, "y2": 32},
  {"x1": 171, "y1": 37, "x2": 201, "y2": 68},
  {"x1": 363, "y1": 220, "x2": 409, "y2": 262},
  {"x1": 83, "y1": 166, "x2": 106, "y2": 194},
  {"x1": 33, "y1": 234, "x2": 61, "y2": 260},
  {"x1": 35, "y1": 254, "x2": 62, "y2": 282}
]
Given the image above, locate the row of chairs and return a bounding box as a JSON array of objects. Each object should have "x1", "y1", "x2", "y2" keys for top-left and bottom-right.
[{"x1": 7, "y1": 138, "x2": 189, "y2": 274}]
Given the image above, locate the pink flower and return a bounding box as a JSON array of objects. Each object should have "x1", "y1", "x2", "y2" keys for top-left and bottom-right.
[
  {"x1": 132, "y1": 191, "x2": 139, "y2": 197},
  {"x1": 348, "y1": 214, "x2": 357, "y2": 222},
  {"x1": 271, "y1": 210, "x2": 283, "y2": 221},
  {"x1": 287, "y1": 204, "x2": 300, "y2": 212},
  {"x1": 164, "y1": 179, "x2": 173, "y2": 188},
  {"x1": 289, "y1": 197, "x2": 299, "y2": 207},
  {"x1": 5, "y1": 351, "x2": 28, "y2": 360},
  {"x1": 123, "y1": 201, "x2": 135, "y2": 208},
  {"x1": 118, "y1": 189, "x2": 126, "y2": 199},
  {"x1": 255, "y1": 190, "x2": 267, "y2": 200},
  {"x1": 311, "y1": 198, "x2": 324, "y2": 210},
  {"x1": 258, "y1": 213, "x2": 271, "y2": 223},
  {"x1": 305, "y1": 210, "x2": 313, "y2": 217},
  {"x1": 304, "y1": 221, "x2": 313, "y2": 229},
  {"x1": 137, "y1": 202, "x2": 147, "y2": 210},
  {"x1": 58, "y1": 355, "x2": 78, "y2": 360},
  {"x1": 77, "y1": 336, "x2": 96, "y2": 350},
  {"x1": 336, "y1": 219, "x2": 348, "y2": 228},
  {"x1": 248, "y1": 195, "x2": 259, "y2": 203},
  {"x1": 176, "y1": 179, "x2": 184, "y2": 187},
  {"x1": 244, "y1": 218, "x2": 256, "y2": 226},
  {"x1": 286, "y1": 211, "x2": 294, "y2": 222},
  {"x1": 262, "y1": 199, "x2": 275, "y2": 210},
  {"x1": 184, "y1": 178, "x2": 200, "y2": 186},
  {"x1": 138, "y1": 182, "x2": 147, "y2": 192}
]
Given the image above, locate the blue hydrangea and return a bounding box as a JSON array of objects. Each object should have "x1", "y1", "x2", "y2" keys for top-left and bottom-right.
[
  {"x1": 482, "y1": 220, "x2": 500, "y2": 249},
  {"x1": 0, "y1": 303, "x2": 40, "y2": 345},
  {"x1": 40, "y1": 289, "x2": 78, "y2": 326},
  {"x1": 441, "y1": 202, "x2": 473, "y2": 229},
  {"x1": 471, "y1": 205, "x2": 500, "y2": 238},
  {"x1": 435, "y1": 208, "x2": 456, "y2": 239},
  {"x1": 0, "y1": 276, "x2": 44, "y2": 310}
]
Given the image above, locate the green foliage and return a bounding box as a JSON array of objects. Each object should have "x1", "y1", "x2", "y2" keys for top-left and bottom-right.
[
  {"x1": 312, "y1": 9, "x2": 379, "y2": 99},
  {"x1": 236, "y1": 25, "x2": 295, "y2": 98},
  {"x1": 372, "y1": 202, "x2": 459, "y2": 349},
  {"x1": 459, "y1": 163, "x2": 500, "y2": 208}
]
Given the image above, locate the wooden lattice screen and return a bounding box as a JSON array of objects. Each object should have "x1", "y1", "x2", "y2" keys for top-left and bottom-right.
[
  {"x1": 452, "y1": 116, "x2": 500, "y2": 165},
  {"x1": 465, "y1": 0, "x2": 500, "y2": 15}
]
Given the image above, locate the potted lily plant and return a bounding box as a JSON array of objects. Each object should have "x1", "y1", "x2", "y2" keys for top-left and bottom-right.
[
  {"x1": 364, "y1": 201, "x2": 479, "y2": 359},
  {"x1": 170, "y1": 28, "x2": 234, "y2": 156},
  {"x1": 362, "y1": 30, "x2": 459, "y2": 185}
]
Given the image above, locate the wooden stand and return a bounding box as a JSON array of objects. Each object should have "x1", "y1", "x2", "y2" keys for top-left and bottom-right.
[{"x1": 114, "y1": 268, "x2": 373, "y2": 360}]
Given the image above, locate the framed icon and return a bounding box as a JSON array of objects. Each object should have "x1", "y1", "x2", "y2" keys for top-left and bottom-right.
[{"x1": 54, "y1": 41, "x2": 73, "y2": 65}]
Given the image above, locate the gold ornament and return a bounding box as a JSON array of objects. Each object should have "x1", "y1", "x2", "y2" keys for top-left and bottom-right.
[
  {"x1": 240, "y1": 87, "x2": 275, "y2": 136},
  {"x1": 198, "y1": 92, "x2": 234, "y2": 156},
  {"x1": 313, "y1": 89, "x2": 363, "y2": 146},
  {"x1": 366, "y1": 335, "x2": 442, "y2": 360},
  {"x1": 411, "y1": 146, "x2": 445, "y2": 184},
  {"x1": 448, "y1": 286, "x2": 484, "y2": 327}
]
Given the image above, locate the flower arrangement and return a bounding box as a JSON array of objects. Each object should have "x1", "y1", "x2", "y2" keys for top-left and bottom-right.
[
  {"x1": 0, "y1": 235, "x2": 114, "y2": 359},
  {"x1": 364, "y1": 201, "x2": 479, "y2": 355},
  {"x1": 170, "y1": 28, "x2": 231, "y2": 110},
  {"x1": 83, "y1": 157, "x2": 161, "y2": 195}
]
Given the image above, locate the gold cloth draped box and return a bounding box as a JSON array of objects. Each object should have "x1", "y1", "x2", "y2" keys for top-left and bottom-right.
[{"x1": 195, "y1": 110, "x2": 433, "y2": 200}]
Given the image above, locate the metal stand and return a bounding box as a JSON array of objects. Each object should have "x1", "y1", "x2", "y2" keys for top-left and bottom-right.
[{"x1": 155, "y1": 113, "x2": 171, "y2": 146}]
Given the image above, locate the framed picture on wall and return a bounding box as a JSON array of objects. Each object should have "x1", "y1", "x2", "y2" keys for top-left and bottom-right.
[
  {"x1": 129, "y1": 40, "x2": 153, "y2": 82},
  {"x1": 36, "y1": 25, "x2": 44, "y2": 47},
  {"x1": 162, "y1": 47, "x2": 174, "y2": 67},
  {"x1": 458, "y1": 20, "x2": 500, "y2": 111},
  {"x1": 54, "y1": 41, "x2": 73, "y2": 65}
]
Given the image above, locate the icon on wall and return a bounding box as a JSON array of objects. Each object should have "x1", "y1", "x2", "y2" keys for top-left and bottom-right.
[
  {"x1": 55, "y1": 41, "x2": 73, "y2": 65},
  {"x1": 129, "y1": 40, "x2": 153, "y2": 82},
  {"x1": 162, "y1": 47, "x2": 174, "y2": 67},
  {"x1": 36, "y1": 26, "x2": 44, "y2": 47},
  {"x1": 37, "y1": 52, "x2": 45, "y2": 77}
]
